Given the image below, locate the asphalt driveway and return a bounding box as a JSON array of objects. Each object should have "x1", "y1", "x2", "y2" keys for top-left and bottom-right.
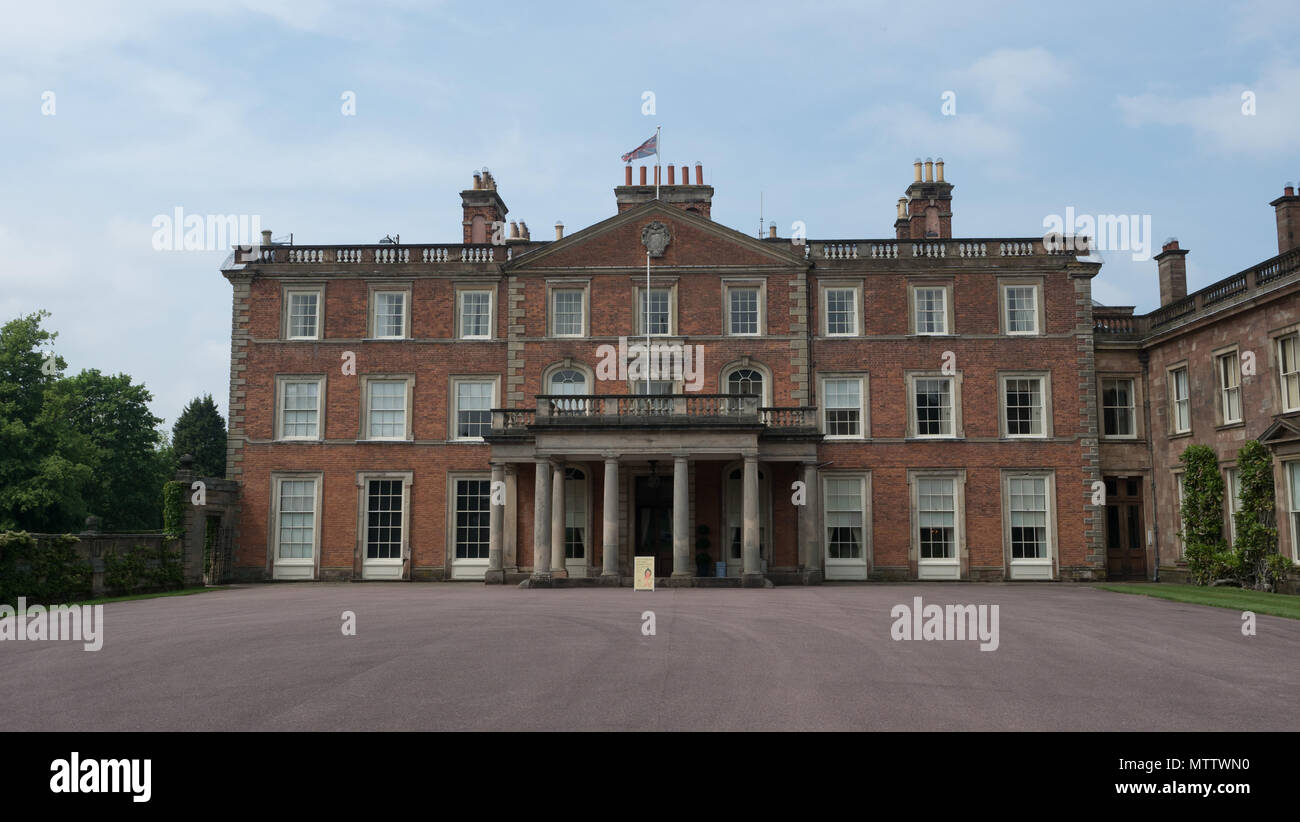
[{"x1": 2, "y1": 583, "x2": 1296, "y2": 731}]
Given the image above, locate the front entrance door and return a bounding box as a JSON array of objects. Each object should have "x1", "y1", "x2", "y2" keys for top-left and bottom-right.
[
  {"x1": 1105, "y1": 476, "x2": 1147, "y2": 580},
  {"x1": 634, "y1": 474, "x2": 674, "y2": 578}
]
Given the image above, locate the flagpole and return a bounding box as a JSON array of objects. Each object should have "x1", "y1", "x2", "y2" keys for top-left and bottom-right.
[
  {"x1": 655, "y1": 125, "x2": 661, "y2": 200},
  {"x1": 645, "y1": 250, "x2": 651, "y2": 395}
]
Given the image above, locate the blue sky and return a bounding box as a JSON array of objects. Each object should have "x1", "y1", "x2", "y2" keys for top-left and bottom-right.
[{"x1": 2, "y1": 0, "x2": 1298, "y2": 430}]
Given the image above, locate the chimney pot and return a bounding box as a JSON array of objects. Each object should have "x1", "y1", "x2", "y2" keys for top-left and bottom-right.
[
  {"x1": 509, "y1": 221, "x2": 520, "y2": 239},
  {"x1": 1286, "y1": 184, "x2": 1296, "y2": 197},
  {"x1": 625, "y1": 165, "x2": 633, "y2": 185},
  {"x1": 640, "y1": 166, "x2": 647, "y2": 185},
  {"x1": 555, "y1": 221, "x2": 564, "y2": 240},
  {"x1": 913, "y1": 159, "x2": 923, "y2": 182},
  {"x1": 472, "y1": 172, "x2": 482, "y2": 190},
  {"x1": 768, "y1": 224, "x2": 777, "y2": 239},
  {"x1": 924, "y1": 158, "x2": 934, "y2": 182},
  {"x1": 668, "y1": 164, "x2": 675, "y2": 185},
  {"x1": 261, "y1": 229, "x2": 272, "y2": 245},
  {"x1": 935, "y1": 158, "x2": 945, "y2": 182},
  {"x1": 695, "y1": 161, "x2": 703, "y2": 185},
  {"x1": 654, "y1": 165, "x2": 661, "y2": 186}
]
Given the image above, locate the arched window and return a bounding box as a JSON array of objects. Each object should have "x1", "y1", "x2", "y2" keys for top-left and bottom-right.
[
  {"x1": 725, "y1": 367, "x2": 765, "y2": 412},
  {"x1": 550, "y1": 368, "x2": 588, "y2": 413}
]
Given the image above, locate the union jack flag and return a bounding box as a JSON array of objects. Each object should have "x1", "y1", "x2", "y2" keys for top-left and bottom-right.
[{"x1": 621, "y1": 133, "x2": 658, "y2": 163}]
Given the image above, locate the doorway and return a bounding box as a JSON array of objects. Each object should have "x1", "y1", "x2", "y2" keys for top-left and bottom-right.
[
  {"x1": 634, "y1": 473, "x2": 674, "y2": 577},
  {"x1": 1105, "y1": 476, "x2": 1147, "y2": 580}
]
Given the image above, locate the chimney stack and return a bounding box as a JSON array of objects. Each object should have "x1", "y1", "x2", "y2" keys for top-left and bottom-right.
[
  {"x1": 460, "y1": 168, "x2": 508, "y2": 243},
  {"x1": 615, "y1": 161, "x2": 713, "y2": 216},
  {"x1": 261, "y1": 229, "x2": 272, "y2": 246},
  {"x1": 555, "y1": 221, "x2": 564, "y2": 240},
  {"x1": 1271, "y1": 183, "x2": 1300, "y2": 255},
  {"x1": 1155, "y1": 239, "x2": 1189, "y2": 306},
  {"x1": 897, "y1": 157, "x2": 954, "y2": 240}
]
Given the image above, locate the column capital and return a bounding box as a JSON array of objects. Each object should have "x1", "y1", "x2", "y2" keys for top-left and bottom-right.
[
  {"x1": 742, "y1": 451, "x2": 760, "y2": 462},
  {"x1": 504, "y1": 463, "x2": 517, "y2": 476},
  {"x1": 601, "y1": 451, "x2": 621, "y2": 462}
]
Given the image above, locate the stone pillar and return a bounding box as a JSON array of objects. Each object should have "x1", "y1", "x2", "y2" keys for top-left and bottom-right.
[
  {"x1": 533, "y1": 458, "x2": 551, "y2": 577},
  {"x1": 485, "y1": 462, "x2": 506, "y2": 584},
  {"x1": 602, "y1": 456, "x2": 620, "y2": 577},
  {"x1": 504, "y1": 464, "x2": 518, "y2": 570},
  {"x1": 742, "y1": 454, "x2": 762, "y2": 585},
  {"x1": 550, "y1": 462, "x2": 568, "y2": 578},
  {"x1": 800, "y1": 462, "x2": 822, "y2": 580},
  {"x1": 672, "y1": 455, "x2": 692, "y2": 577}
]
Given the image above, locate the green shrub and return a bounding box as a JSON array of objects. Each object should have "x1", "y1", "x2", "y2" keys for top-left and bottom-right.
[
  {"x1": 1232, "y1": 440, "x2": 1284, "y2": 590},
  {"x1": 105, "y1": 542, "x2": 184, "y2": 593},
  {"x1": 0, "y1": 531, "x2": 90, "y2": 606},
  {"x1": 1184, "y1": 542, "x2": 1236, "y2": 586}
]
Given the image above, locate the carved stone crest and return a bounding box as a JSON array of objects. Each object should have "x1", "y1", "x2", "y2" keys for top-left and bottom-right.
[{"x1": 641, "y1": 221, "x2": 671, "y2": 257}]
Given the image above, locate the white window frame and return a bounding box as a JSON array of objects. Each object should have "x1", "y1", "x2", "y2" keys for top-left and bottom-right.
[
  {"x1": 906, "y1": 371, "x2": 962, "y2": 439},
  {"x1": 1286, "y1": 460, "x2": 1300, "y2": 563},
  {"x1": 999, "y1": 372, "x2": 1052, "y2": 439},
  {"x1": 369, "y1": 287, "x2": 410, "y2": 340},
  {"x1": 563, "y1": 466, "x2": 592, "y2": 570},
  {"x1": 357, "y1": 472, "x2": 412, "y2": 580},
  {"x1": 361, "y1": 375, "x2": 414, "y2": 441},
  {"x1": 723, "y1": 362, "x2": 771, "y2": 407},
  {"x1": 275, "y1": 375, "x2": 325, "y2": 441},
  {"x1": 283, "y1": 286, "x2": 323, "y2": 341},
  {"x1": 1277, "y1": 332, "x2": 1299, "y2": 413},
  {"x1": 909, "y1": 470, "x2": 965, "y2": 580},
  {"x1": 1168, "y1": 364, "x2": 1191, "y2": 434},
  {"x1": 1100, "y1": 376, "x2": 1138, "y2": 439},
  {"x1": 909, "y1": 282, "x2": 952, "y2": 335},
  {"x1": 636, "y1": 285, "x2": 676, "y2": 336},
  {"x1": 1174, "y1": 470, "x2": 1187, "y2": 558},
  {"x1": 1224, "y1": 466, "x2": 1241, "y2": 546},
  {"x1": 456, "y1": 287, "x2": 494, "y2": 340},
  {"x1": 270, "y1": 473, "x2": 322, "y2": 580},
  {"x1": 999, "y1": 281, "x2": 1042, "y2": 336},
  {"x1": 724, "y1": 282, "x2": 765, "y2": 336},
  {"x1": 819, "y1": 373, "x2": 868, "y2": 440},
  {"x1": 1215, "y1": 348, "x2": 1242, "y2": 425},
  {"x1": 1002, "y1": 471, "x2": 1057, "y2": 579},
  {"x1": 447, "y1": 473, "x2": 492, "y2": 579},
  {"x1": 822, "y1": 472, "x2": 871, "y2": 580},
  {"x1": 450, "y1": 376, "x2": 499, "y2": 442},
  {"x1": 821, "y1": 283, "x2": 861, "y2": 337},
  {"x1": 547, "y1": 281, "x2": 589, "y2": 338}
]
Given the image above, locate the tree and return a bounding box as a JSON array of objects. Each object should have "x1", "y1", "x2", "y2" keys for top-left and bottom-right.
[
  {"x1": 46, "y1": 370, "x2": 166, "y2": 531},
  {"x1": 172, "y1": 394, "x2": 227, "y2": 478},
  {"x1": 0, "y1": 312, "x2": 94, "y2": 531},
  {"x1": 1232, "y1": 440, "x2": 1289, "y2": 591},
  {"x1": 1179, "y1": 444, "x2": 1231, "y2": 585}
]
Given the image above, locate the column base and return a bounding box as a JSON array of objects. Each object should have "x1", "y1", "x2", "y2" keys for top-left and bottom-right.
[
  {"x1": 741, "y1": 573, "x2": 770, "y2": 588},
  {"x1": 551, "y1": 568, "x2": 569, "y2": 579},
  {"x1": 483, "y1": 569, "x2": 506, "y2": 585},
  {"x1": 520, "y1": 573, "x2": 553, "y2": 589}
]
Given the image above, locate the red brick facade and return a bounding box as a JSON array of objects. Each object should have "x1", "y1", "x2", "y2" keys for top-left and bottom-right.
[{"x1": 220, "y1": 165, "x2": 1300, "y2": 586}]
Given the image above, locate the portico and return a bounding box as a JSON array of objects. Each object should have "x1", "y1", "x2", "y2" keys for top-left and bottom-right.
[{"x1": 483, "y1": 394, "x2": 822, "y2": 586}]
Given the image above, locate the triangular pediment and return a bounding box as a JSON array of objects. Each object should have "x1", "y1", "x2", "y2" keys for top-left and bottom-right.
[
  {"x1": 1259, "y1": 412, "x2": 1300, "y2": 446},
  {"x1": 506, "y1": 200, "x2": 806, "y2": 271}
]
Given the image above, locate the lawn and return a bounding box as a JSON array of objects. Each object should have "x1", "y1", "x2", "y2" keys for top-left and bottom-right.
[{"x1": 1094, "y1": 582, "x2": 1300, "y2": 620}]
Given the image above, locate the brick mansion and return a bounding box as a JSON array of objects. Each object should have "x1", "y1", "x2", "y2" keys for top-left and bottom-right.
[{"x1": 217, "y1": 158, "x2": 1300, "y2": 586}]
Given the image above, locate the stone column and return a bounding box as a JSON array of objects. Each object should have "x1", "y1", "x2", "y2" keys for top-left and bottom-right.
[
  {"x1": 602, "y1": 456, "x2": 620, "y2": 578},
  {"x1": 550, "y1": 462, "x2": 568, "y2": 578},
  {"x1": 485, "y1": 462, "x2": 505, "y2": 584},
  {"x1": 504, "y1": 464, "x2": 518, "y2": 570},
  {"x1": 742, "y1": 454, "x2": 762, "y2": 584},
  {"x1": 800, "y1": 462, "x2": 822, "y2": 579},
  {"x1": 532, "y1": 457, "x2": 551, "y2": 577},
  {"x1": 672, "y1": 455, "x2": 692, "y2": 577}
]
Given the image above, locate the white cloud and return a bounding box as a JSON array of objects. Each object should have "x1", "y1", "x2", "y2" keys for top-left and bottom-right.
[
  {"x1": 962, "y1": 47, "x2": 1073, "y2": 115},
  {"x1": 1116, "y1": 63, "x2": 1300, "y2": 153}
]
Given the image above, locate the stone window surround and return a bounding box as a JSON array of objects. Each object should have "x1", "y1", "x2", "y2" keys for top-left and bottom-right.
[
  {"x1": 455, "y1": 284, "x2": 496, "y2": 340},
  {"x1": 1211, "y1": 343, "x2": 1243, "y2": 428},
  {"x1": 721, "y1": 278, "x2": 767, "y2": 337},
  {"x1": 997, "y1": 277, "x2": 1046, "y2": 336},
  {"x1": 282, "y1": 283, "x2": 325, "y2": 341},
  {"x1": 907, "y1": 278, "x2": 955, "y2": 336},
  {"x1": 268, "y1": 471, "x2": 324, "y2": 579},
  {"x1": 448, "y1": 374, "x2": 500, "y2": 442},
  {"x1": 819, "y1": 280, "x2": 863, "y2": 337},
  {"x1": 820, "y1": 470, "x2": 873, "y2": 569},
  {"x1": 546, "y1": 278, "x2": 590, "y2": 338},
  {"x1": 354, "y1": 471, "x2": 414, "y2": 574},
  {"x1": 999, "y1": 469, "x2": 1058, "y2": 575},
  {"x1": 907, "y1": 468, "x2": 967, "y2": 574},
  {"x1": 1166, "y1": 360, "x2": 1192, "y2": 436},
  {"x1": 997, "y1": 370, "x2": 1054, "y2": 439},
  {"x1": 904, "y1": 370, "x2": 965, "y2": 440},
  {"x1": 360, "y1": 374, "x2": 416, "y2": 441},
  {"x1": 1098, "y1": 373, "x2": 1142, "y2": 440},
  {"x1": 818, "y1": 372, "x2": 870, "y2": 440},
  {"x1": 274, "y1": 373, "x2": 326, "y2": 442},
  {"x1": 367, "y1": 284, "x2": 412, "y2": 340}
]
